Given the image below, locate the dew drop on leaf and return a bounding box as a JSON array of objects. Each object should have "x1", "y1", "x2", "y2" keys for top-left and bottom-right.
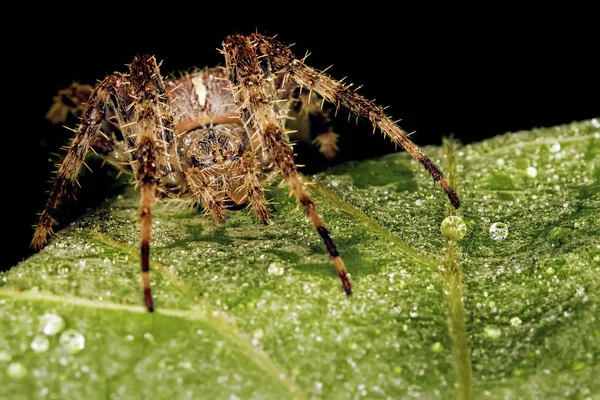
[
  {"x1": 7, "y1": 362, "x2": 27, "y2": 379},
  {"x1": 489, "y1": 222, "x2": 509, "y2": 241},
  {"x1": 526, "y1": 167, "x2": 538, "y2": 178},
  {"x1": 440, "y1": 216, "x2": 467, "y2": 240},
  {"x1": 549, "y1": 142, "x2": 561, "y2": 153},
  {"x1": 30, "y1": 335, "x2": 50, "y2": 353},
  {"x1": 252, "y1": 329, "x2": 264, "y2": 339},
  {"x1": 510, "y1": 317, "x2": 522, "y2": 327},
  {"x1": 267, "y1": 263, "x2": 284, "y2": 276},
  {"x1": 59, "y1": 330, "x2": 85, "y2": 354},
  {"x1": 430, "y1": 342, "x2": 444, "y2": 353},
  {"x1": 484, "y1": 325, "x2": 502, "y2": 339},
  {"x1": 39, "y1": 313, "x2": 65, "y2": 336},
  {"x1": 0, "y1": 350, "x2": 12, "y2": 362}
]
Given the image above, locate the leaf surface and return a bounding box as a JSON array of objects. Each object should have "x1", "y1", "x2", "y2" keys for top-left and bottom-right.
[{"x1": 1, "y1": 119, "x2": 599, "y2": 399}]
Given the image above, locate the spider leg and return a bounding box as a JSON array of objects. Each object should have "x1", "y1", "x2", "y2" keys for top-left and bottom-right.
[
  {"x1": 253, "y1": 34, "x2": 461, "y2": 208},
  {"x1": 183, "y1": 167, "x2": 228, "y2": 223},
  {"x1": 127, "y1": 55, "x2": 179, "y2": 312},
  {"x1": 32, "y1": 74, "x2": 128, "y2": 250},
  {"x1": 223, "y1": 35, "x2": 352, "y2": 295},
  {"x1": 46, "y1": 82, "x2": 94, "y2": 124},
  {"x1": 230, "y1": 152, "x2": 270, "y2": 223}
]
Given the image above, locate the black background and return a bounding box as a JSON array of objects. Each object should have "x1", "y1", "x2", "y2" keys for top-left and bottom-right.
[{"x1": 3, "y1": 6, "x2": 597, "y2": 270}]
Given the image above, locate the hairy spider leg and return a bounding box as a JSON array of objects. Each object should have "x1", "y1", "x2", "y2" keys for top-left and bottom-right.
[
  {"x1": 223, "y1": 35, "x2": 352, "y2": 295},
  {"x1": 232, "y1": 152, "x2": 270, "y2": 223},
  {"x1": 183, "y1": 166, "x2": 228, "y2": 223},
  {"x1": 127, "y1": 55, "x2": 179, "y2": 312},
  {"x1": 45, "y1": 82, "x2": 94, "y2": 124},
  {"x1": 32, "y1": 74, "x2": 128, "y2": 250},
  {"x1": 253, "y1": 34, "x2": 461, "y2": 209}
]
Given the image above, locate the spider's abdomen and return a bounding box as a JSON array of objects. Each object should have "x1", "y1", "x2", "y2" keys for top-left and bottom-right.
[{"x1": 165, "y1": 68, "x2": 239, "y2": 133}]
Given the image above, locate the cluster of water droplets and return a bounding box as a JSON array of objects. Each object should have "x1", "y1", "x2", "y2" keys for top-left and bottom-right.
[{"x1": 4, "y1": 312, "x2": 85, "y2": 381}]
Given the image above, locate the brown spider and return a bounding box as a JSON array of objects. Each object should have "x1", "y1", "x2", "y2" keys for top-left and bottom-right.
[{"x1": 32, "y1": 33, "x2": 460, "y2": 312}]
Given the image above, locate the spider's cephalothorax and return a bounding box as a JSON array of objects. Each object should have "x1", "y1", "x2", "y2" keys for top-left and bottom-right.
[{"x1": 33, "y1": 34, "x2": 460, "y2": 311}]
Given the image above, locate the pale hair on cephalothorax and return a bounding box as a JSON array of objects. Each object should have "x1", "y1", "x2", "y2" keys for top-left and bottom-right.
[{"x1": 33, "y1": 33, "x2": 460, "y2": 312}]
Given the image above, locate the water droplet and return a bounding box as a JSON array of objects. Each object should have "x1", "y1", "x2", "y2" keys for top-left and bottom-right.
[
  {"x1": 415, "y1": 199, "x2": 424, "y2": 206},
  {"x1": 496, "y1": 158, "x2": 505, "y2": 167},
  {"x1": 510, "y1": 317, "x2": 522, "y2": 327},
  {"x1": 30, "y1": 335, "x2": 50, "y2": 353},
  {"x1": 143, "y1": 333, "x2": 155, "y2": 343},
  {"x1": 484, "y1": 325, "x2": 501, "y2": 339},
  {"x1": 430, "y1": 342, "x2": 444, "y2": 353},
  {"x1": 549, "y1": 142, "x2": 561, "y2": 153},
  {"x1": 267, "y1": 263, "x2": 284, "y2": 276},
  {"x1": 591, "y1": 118, "x2": 599, "y2": 128},
  {"x1": 252, "y1": 329, "x2": 264, "y2": 339},
  {"x1": 0, "y1": 350, "x2": 12, "y2": 362},
  {"x1": 39, "y1": 313, "x2": 65, "y2": 336},
  {"x1": 489, "y1": 222, "x2": 509, "y2": 241},
  {"x1": 7, "y1": 362, "x2": 27, "y2": 379},
  {"x1": 572, "y1": 360, "x2": 587, "y2": 371},
  {"x1": 330, "y1": 179, "x2": 340, "y2": 187},
  {"x1": 59, "y1": 330, "x2": 85, "y2": 354},
  {"x1": 526, "y1": 167, "x2": 538, "y2": 178},
  {"x1": 440, "y1": 215, "x2": 467, "y2": 240},
  {"x1": 545, "y1": 267, "x2": 555, "y2": 275},
  {"x1": 314, "y1": 381, "x2": 323, "y2": 392},
  {"x1": 393, "y1": 365, "x2": 403, "y2": 375}
]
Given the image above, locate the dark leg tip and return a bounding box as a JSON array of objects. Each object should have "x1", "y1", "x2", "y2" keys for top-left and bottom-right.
[
  {"x1": 341, "y1": 279, "x2": 352, "y2": 296},
  {"x1": 144, "y1": 289, "x2": 154, "y2": 312}
]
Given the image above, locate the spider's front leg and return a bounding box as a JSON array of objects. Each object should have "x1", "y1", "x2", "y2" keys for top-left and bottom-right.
[
  {"x1": 32, "y1": 74, "x2": 128, "y2": 250},
  {"x1": 253, "y1": 34, "x2": 461, "y2": 208},
  {"x1": 223, "y1": 35, "x2": 352, "y2": 295},
  {"x1": 128, "y1": 55, "x2": 179, "y2": 312}
]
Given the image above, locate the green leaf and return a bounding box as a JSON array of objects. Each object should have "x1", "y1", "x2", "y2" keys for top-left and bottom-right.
[{"x1": 1, "y1": 119, "x2": 599, "y2": 399}]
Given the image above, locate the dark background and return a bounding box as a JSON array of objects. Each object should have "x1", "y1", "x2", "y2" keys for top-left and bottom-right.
[{"x1": 3, "y1": 7, "x2": 597, "y2": 270}]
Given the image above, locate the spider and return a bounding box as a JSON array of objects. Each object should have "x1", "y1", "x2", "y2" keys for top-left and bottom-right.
[{"x1": 32, "y1": 33, "x2": 460, "y2": 312}]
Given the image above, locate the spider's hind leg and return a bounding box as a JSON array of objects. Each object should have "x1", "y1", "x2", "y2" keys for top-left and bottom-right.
[
  {"x1": 46, "y1": 82, "x2": 94, "y2": 124},
  {"x1": 223, "y1": 34, "x2": 351, "y2": 295}
]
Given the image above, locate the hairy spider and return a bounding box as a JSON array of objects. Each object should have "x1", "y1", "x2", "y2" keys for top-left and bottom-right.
[{"x1": 32, "y1": 33, "x2": 460, "y2": 312}]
